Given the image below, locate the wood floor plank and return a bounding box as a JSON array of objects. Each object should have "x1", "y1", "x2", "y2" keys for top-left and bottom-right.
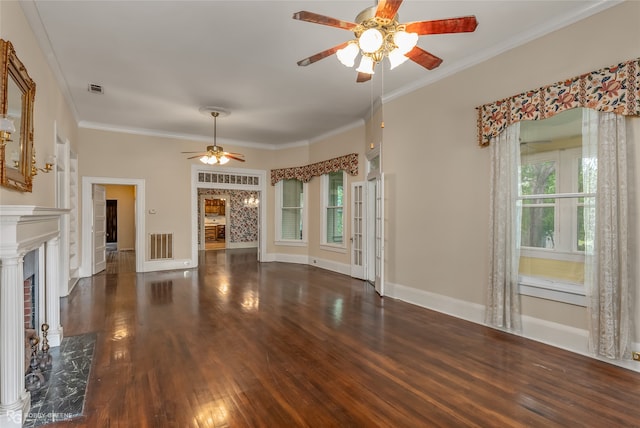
[{"x1": 47, "y1": 248, "x2": 640, "y2": 427}]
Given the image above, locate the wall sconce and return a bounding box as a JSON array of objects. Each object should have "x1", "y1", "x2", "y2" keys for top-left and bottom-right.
[
  {"x1": 0, "y1": 114, "x2": 15, "y2": 147},
  {"x1": 32, "y1": 152, "x2": 55, "y2": 175}
]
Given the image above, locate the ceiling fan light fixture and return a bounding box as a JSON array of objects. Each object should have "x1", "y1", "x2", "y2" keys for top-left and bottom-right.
[
  {"x1": 388, "y1": 48, "x2": 409, "y2": 69},
  {"x1": 200, "y1": 155, "x2": 216, "y2": 165},
  {"x1": 294, "y1": 3, "x2": 478, "y2": 81},
  {"x1": 183, "y1": 107, "x2": 245, "y2": 164},
  {"x1": 393, "y1": 30, "x2": 418, "y2": 54},
  {"x1": 336, "y1": 42, "x2": 359, "y2": 67},
  {"x1": 356, "y1": 55, "x2": 375, "y2": 75},
  {"x1": 359, "y1": 28, "x2": 383, "y2": 53}
]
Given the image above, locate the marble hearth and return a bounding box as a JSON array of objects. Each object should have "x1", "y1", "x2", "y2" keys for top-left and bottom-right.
[{"x1": 0, "y1": 206, "x2": 67, "y2": 427}]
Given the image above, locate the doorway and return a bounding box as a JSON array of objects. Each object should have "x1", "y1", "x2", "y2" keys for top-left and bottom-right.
[
  {"x1": 104, "y1": 185, "x2": 136, "y2": 252},
  {"x1": 190, "y1": 166, "x2": 267, "y2": 263},
  {"x1": 203, "y1": 196, "x2": 228, "y2": 250},
  {"x1": 80, "y1": 177, "x2": 145, "y2": 277},
  {"x1": 366, "y1": 174, "x2": 384, "y2": 296},
  {"x1": 106, "y1": 199, "x2": 117, "y2": 246}
]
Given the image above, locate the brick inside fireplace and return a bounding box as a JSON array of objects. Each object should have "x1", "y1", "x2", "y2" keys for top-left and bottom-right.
[
  {"x1": 24, "y1": 275, "x2": 36, "y2": 330},
  {"x1": 23, "y1": 249, "x2": 40, "y2": 330}
]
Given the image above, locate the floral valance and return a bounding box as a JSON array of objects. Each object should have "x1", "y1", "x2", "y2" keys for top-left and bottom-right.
[
  {"x1": 477, "y1": 57, "x2": 640, "y2": 147},
  {"x1": 270, "y1": 153, "x2": 358, "y2": 185}
]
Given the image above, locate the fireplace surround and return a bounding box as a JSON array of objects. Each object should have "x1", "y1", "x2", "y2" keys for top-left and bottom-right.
[{"x1": 0, "y1": 206, "x2": 66, "y2": 427}]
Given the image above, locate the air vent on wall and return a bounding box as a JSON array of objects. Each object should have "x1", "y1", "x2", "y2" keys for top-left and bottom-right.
[{"x1": 87, "y1": 83, "x2": 104, "y2": 94}]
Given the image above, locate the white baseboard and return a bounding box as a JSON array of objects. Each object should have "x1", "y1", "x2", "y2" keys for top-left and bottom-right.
[
  {"x1": 386, "y1": 281, "x2": 485, "y2": 324},
  {"x1": 143, "y1": 258, "x2": 194, "y2": 272},
  {"x1": 309, "y1": 257, "x2": 350, "y2": 275},
  {"x1": 226, "y1": 241, "x2": 258, "y2": 249},
  {"x1": 265, "y1": 253, "x2": 350, "y2": 276},
  {"x1": 386, "y1": 281, "x2": 640, "y2": 373},
  {"x1": 267, "y1": 253, "x2": 308, "y2": 265},
  {"x1": 68, "y1": 277, "x2": 80, "y2": 294}
]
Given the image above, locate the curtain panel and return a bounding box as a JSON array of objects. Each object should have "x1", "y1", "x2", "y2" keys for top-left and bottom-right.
[
  {"x1": 584, "y1": 112, "x2": 634, "y2": 359},
  {"x1": 270, "y1": 153, "x2": 358, "y2": 185},
  {"x1": 486, "y1": 123, "x2": 522, "y2": 331},
  {"x1": 477, "y1": 58, "x2": 640, "y2": 147}
]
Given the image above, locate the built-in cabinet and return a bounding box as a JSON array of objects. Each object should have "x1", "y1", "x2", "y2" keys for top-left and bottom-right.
[
  {"x1": 56, "y1": 137, "x2": 79, "y2": 297},
  {"x1": 205, "y1": 225, "x2": 225, "y2": 242},
  {"x1": 205, "y1": 198, "x2": 225, "y2": 215},
  {"x1": 68, "y1": 154, "x2": 79, "y2": 286}
]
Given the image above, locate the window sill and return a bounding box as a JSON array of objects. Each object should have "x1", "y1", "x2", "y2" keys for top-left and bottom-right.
[
  {"x1": 520, "y1": 248, "x2": 584, "y2": 263},
  {"x1": 518, "y1": 275, "x2": 586, "y2": 306},
  {"x1": 320, "y1": 244, "x2": 347, "y2": 254},
  {"x1": 275, "y1": 240, "x2": 307, "y2": 247}
]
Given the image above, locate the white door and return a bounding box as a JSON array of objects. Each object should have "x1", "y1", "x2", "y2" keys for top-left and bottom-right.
[
  {"x1": 373, "y1": 174, "x2": 384, "y2": 296},
  {"x1": 93, "y1": 184, "x2": 107, "y2": 274},
  {"x1": 350, "y1": 181, "x2": 366, "y2": 279}
]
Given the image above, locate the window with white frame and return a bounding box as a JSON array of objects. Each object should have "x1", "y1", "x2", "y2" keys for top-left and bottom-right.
[
  {"x1": 520, "y1": 147, "x2": 585, "y2": 253},
  {"x1": 518, "y1": 108, "x2": 591, "y2": 305},
  {"x1": 322, "y1": 171, "x2": 345, "y2": 247},
  {"x1": 276, "y1": 179, "x2": 306, "y2": 244}
]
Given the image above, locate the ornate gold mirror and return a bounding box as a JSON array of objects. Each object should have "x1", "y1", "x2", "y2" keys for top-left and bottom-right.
[{"x1": 0, "y1": 39, "x2": 36, "y2": 192}]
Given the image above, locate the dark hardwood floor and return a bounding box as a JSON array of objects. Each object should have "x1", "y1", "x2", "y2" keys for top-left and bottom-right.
[
  {"x1": 50, "y1": 248, "x2": 640, "y2": 427},
  {"x1": 105, "y1": 247, "x2": 135, "y2": 274}
]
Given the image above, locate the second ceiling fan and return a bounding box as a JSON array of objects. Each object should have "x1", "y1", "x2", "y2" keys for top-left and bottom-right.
[
  {"x1": 182, "y1": 110, "x2": 245, "y2": 165},
  {"x1": 293, "y1": 0, "x2": 478, "y2": 82}
]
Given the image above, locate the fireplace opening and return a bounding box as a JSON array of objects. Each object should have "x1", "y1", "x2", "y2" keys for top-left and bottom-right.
[{"x1": 23, "y1": 249, "x2": 40, "y2": 331}]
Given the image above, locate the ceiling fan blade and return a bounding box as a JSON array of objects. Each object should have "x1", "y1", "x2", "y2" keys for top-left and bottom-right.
[
  {"x1": 405, "y1": 46, "x2": 443, "y2": 70},
  {"x1": 186, "y1": 154, "x2": 207, "y2": 159},
  {"x1": 356, "y1": 72, "x2": 372, "y2": 83},
  {"x1": 226, "y1": 154, "x2": 246, "y2": 162},
  {"x1": 297, "y1": 41, "x2": 349, "y2": 66},
  {"x1": 181, "y1": 151, "x2": 205, "y2": 154},
  {"x1": 404, "y1": 16, "x2": 478, "y2": 35},
  {"x1": 375, "y1": 0, "x2": 403, "y2": 20},
  {"x1": 292, "y1": 11, "x2": 357, "y2": 31}
]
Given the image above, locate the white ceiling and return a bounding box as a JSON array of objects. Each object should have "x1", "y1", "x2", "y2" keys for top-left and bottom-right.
[{"x1": 21, "y1": 0, "x2": 619, "y2": 149}]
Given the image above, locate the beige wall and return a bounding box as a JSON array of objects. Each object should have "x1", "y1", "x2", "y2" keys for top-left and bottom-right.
[
  {"x1": 265, "y1": 144, "x2": 310, "y2": 256},
  {"x1": 0, "y1": 2, "x2": 77, "y2": 206},
  {"x1": 78, "y1": 124, "x2": 366, "y2": 265},
  {"x1": 78, "y1": 127, "x2": 276, "y2": 260},
  {"x1": 264, "y1": 127, "x2": 367, "y2": 265},
  {"x1": 104, "y1": 184, "x2": 135, "y2": 251},
  {"x1": 308, "y1": 125, "x2": 366, "y2": 264},
  {"x1": 381, "y1": 1, "x2": 640, "y2": 337}
]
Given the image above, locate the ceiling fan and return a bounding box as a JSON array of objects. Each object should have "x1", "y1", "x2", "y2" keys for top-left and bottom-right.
[
  {"x1": 293, "y1": 0, "x2": 478, "y2": 82},
  {"x1": 182, "y1": 109, "x2": 245, "y2": 164}
]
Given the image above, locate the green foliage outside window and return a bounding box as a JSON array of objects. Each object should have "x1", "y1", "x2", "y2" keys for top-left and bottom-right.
[{"x1": 521, "y1": 161, "x2": 556, "y2": 248}]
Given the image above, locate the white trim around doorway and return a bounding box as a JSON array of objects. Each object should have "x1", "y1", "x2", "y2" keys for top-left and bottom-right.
[
  {"x1": 190, "y1": 165, "x2": 267, "y2": 265},
  {"x1": 80, "y1": 176, "x2": 146, "y2": 277}
]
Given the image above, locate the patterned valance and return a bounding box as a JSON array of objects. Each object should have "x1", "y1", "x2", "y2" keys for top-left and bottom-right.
[
  {"x1": 270, "y1": 153, "x2": 358, "y2": 185},
  {"x1": 477, "y1": 57, "x2": 640, "y2": 147}
]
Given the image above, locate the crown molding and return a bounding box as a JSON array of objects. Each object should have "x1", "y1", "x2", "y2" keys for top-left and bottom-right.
[{"x1": 383, "y1": 0, "x2": 624, "y2": 104}]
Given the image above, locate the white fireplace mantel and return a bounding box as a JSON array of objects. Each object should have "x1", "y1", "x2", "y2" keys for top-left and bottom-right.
[{"x1": 0, "y1": 205, "x2": 68, "y2": 427}]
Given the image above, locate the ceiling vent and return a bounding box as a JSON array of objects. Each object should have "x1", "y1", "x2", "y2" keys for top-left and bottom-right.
[{"x1": 87, "y1": 83, "x2": 103, "y2": 94}]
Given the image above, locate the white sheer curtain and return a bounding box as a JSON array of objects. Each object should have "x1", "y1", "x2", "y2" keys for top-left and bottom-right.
[
  {"x1": 486, "y1": 123, "x2": 522, "y2": 331},
  {"x1": 583, "y1": 110, "x2": 634, "y2": 359}
]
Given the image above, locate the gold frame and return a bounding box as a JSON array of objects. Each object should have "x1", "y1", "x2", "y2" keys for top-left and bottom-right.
[{"x1": 0, "y1": 39, "x2": 36, "y2": 192}]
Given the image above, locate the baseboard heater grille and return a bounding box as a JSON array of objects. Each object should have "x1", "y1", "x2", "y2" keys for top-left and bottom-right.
[{"x1": 149, "y1": 233, "x2": 173, "y2": 260}]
